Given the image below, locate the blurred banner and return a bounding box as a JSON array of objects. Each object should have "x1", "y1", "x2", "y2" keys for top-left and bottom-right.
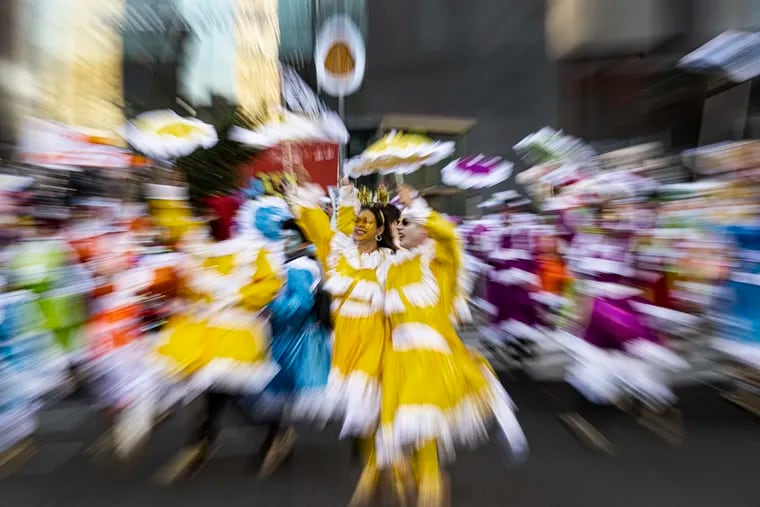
[
  {"x1": 234, "y1": 0, "x2": 281, "y2": 121},
  {"x1": 16, "y1": 118, "x2": 143, "y2": 169},
  {"x1": 240, "y1": 141, "x2": 339, "y2": 188},
  {"x1": 179, "y1": 0, "x2": 280, "y2": 121},
  {"x1": 179, "y1": 0, "x2": 239, "y2": 107},
  {"x1": 20, "y1": 0, "x2": 125, "y2": 131}
]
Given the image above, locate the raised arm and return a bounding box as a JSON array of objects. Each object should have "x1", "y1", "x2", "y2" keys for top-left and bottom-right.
[
  {"x1": 403, "y1": 196, "x2": 458, "y2": 260},
  {"x1": 286, "y1": 184, "x2": 335, "y2": 267},
  {"x1": 336, "y1": 183, "x2": 359, "y2": 237},
  {"x1": 400, "y1": 188, "x2": 472, "y2": 324},
  {"x1": 239, "y1": 248, "x2": 285, "y2": 312}
]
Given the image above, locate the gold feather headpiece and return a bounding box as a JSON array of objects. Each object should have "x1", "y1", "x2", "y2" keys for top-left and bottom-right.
[{"x1": 357, "y1": 186, "x2": 390, "y2": 207}]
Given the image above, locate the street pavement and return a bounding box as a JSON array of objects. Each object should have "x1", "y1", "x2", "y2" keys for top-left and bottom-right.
[{"x1": 0, "y1": 378, "x2": 758, "y2": 507}]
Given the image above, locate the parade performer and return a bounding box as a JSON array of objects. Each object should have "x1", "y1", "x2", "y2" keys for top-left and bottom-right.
[
  {"x1": 153, "y1": 195, "x2": 284, "y2": 482},
  {"x1": 285, "y1": 180, "x2": 396, "y2": 503},
  {"x1": 557, "y1": 192, "x2": 688, "y2": 408},
  {"x1": 6, "y1": 217, "x2": 93, "y2": 364},
  {"x1": 0, "y1": 290, "x2": 69, "y2": 455},
  {"x1": 377, "y1": 185, "x2": 528, "y2": 507},
  {"x1": 248, "y1": 218, "x2": 332, "y2": 477}
]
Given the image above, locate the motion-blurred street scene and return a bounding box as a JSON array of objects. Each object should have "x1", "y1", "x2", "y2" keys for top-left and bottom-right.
[{"x1": 1, "y1": 1, "x2": 760, "y2": 506}]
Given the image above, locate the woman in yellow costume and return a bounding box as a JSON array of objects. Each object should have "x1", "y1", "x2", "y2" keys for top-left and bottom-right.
[
  {"x1": 153, "y1": 196, "x2": 285, "y2": 482},
  {"x1": 378, "y1": 185, "x2": 528, "y2": 506},
  {"x1": 285, "y1": 180, "x2": 396, "y2": 499}
]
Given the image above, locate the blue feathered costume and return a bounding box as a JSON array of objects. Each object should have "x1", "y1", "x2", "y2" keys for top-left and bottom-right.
[{"x1": 238, "y1": 190, "x2": 332, "y2": 476}]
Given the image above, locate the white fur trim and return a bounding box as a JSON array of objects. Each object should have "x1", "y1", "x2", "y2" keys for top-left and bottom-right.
[
  {"x1": 624, "y1": 340, "x2": 690, "y2": 372},
  {"x1": 489, "y1": 248, "x2": 532, "y2": 261},
  {"x1": 327, "y1": 233, "x2": 388, "y2": 272},
  {"x1": 338, "y1": 186, "x2": 360, "y2": 214},
  {"x1": 384, "y1": 290, "x2": 405, "y2": 314},
  {"x1": 555, "y1": 331, "x2": 678, "y2": 408},
  {"x1": 352, "y1": 280, "x2": 384, "y2": 305},
  {"x1": 491, "y1": 268, "x2": 538, "y2": 287},
  {"x1": 385, "y1": 239, "x2": 439, "y2": 315},
  {"x1": 205, "y1": 308, "x2": 265, "y2": 330},
  {"x1": 331, "y1": 299, "x2": 380, "y2": 318},
  {"x1": 403, "y1": 280, "x2": 439, "y2": 308},
  {"x1": 391, "y1": 323, "x2": 451, "y2": 353},
  {"x1": 286, "y1": 256, "x2": 322, "y2": 292},
  {"x1": 185, "y1": 358, "x2": 280, "y2": 399},
  {"x1": 452, "y1": 228, "x2": 475, "y2": 325},
  {"x1": 321, "y1": 370, "x2": 381, "y2": 438},
  {"x1": 145, "y1": 184, "x2": 188, "y2": 201},
  {"x1": 234, "y1": 197, "x2": 291, "y2": 243},
  {"x1": 579, "y1": 281, "x2": 642, "y2": 299},
  {"x1": 400, "y1": 197, "x2": 432, "y2": 224},
  {"x1": 287, "y1": 184, "x2": 327, "y2": 214},
  {"x1": 576, "y1": 258, "x2": 634, "y2": 278},
  {"x1": 325, "y1": 276, "x2": 383, "y2": 310},
  {"x1": 323, "y1": 274, "x2": 354, "y2": 297},
  {"x1": 376, "y1": 366, "x2": 527, "y2": 467},
  {"x1": 452, "y1": 295, "x2": 473, "y2": 325},
  {"x1": 287, "y1": 387, "x2": 333, "y2": 424},
  {"x1": 180, "y1": 239, "x2": 280, "y2": 302}
]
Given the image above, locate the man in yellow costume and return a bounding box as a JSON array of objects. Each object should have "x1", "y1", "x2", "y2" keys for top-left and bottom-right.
[{"x1": 375, "y1": 185, "x2": 528, "y2": 507}]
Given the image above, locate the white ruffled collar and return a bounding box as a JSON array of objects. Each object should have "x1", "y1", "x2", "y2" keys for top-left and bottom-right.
[
  {"x1": 387, "y1": 238, "x2": 436, "y2": 266},
  {"x1": 330, "y1": 233, "x2": 391, "y2": 270}
]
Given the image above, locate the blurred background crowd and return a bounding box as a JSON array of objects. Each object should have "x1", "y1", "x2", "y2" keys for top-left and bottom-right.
[{"x1": 1, "y1": 1, "x2": 760, "y2": 506}]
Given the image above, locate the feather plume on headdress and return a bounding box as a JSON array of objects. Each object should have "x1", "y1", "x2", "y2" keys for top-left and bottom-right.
[
  {"x1": 357, "y1": 186, "x2": 390, "y2": 207},
  {"x1": 357, "y1": 186, "x2": 373, "y2": 207},
  {"x1": 375, "y1": 186, "x2": 390, "y2": 206}
]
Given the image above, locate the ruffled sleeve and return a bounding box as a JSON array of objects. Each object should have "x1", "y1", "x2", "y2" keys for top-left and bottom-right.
[
  {"x1": 239, "y1": 249, "x2": 284, "y2": 312},
  {"x1": 288, "y1": 184, "x2": 335, "y2": 268},
  {"x1": 408, "y1": 198, "x2": 472, "y2": 324},
  {"x1": 336, "y1": 186, "x2": 359, "y2": 237}
]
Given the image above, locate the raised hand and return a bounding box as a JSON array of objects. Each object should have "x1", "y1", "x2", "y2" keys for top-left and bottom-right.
[
  {"x1": 397, "y1": 184, "x2": 417, "y2": 207},
  {"x1": 339, "y1": 177, "x2": 354, "y2": 191}
]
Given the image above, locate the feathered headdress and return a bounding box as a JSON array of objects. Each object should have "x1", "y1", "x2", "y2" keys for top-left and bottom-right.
[
  {"x1": 234, "y1": 196, "x2": 292, "y2": 242},
  {"x1": 357, "y1": 186, "x2": 390, "y2": 207}
]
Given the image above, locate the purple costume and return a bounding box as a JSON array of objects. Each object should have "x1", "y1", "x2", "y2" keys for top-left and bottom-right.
[
  {"x1": 568, "y1": 231, "x2": 659, "y2": 351},
  {"x1": 487, "y1": 215, "x2": 540, "y2": 328}
]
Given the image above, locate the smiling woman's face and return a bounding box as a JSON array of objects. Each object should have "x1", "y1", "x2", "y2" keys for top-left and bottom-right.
[{"x1": 354, "y1": 209, "x2": 380, "y2": 242}]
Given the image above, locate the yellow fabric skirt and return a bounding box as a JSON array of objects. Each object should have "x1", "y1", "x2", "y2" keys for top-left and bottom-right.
[
  {"x1": 331, "y1": 313, "x2": 387, "y2": 380},
  {"x1": 155, "y1": 313, "x2": 277, "y2": 395},
  {"x1": 324, "y1": 312, "x2": 389, "y2": 437},
  {"x1": 377, "y1": 332, "x2": 525, "y2": 466}
]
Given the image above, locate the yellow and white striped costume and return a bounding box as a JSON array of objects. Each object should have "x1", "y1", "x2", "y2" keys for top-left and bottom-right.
[
  {"x1": 155, "y1": 235, "x2": 283, "y2": 397},
  {"x1": 377, "y1": 198, "x2": 528, "y2": 465},
  {"x1": 289, "y1": 185, "x2": 391, "y2": 437}
]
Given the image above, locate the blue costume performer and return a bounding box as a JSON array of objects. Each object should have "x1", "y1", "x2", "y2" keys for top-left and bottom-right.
[{"x1": 251, "y1": 218, "x2": 332, "y2": 476}]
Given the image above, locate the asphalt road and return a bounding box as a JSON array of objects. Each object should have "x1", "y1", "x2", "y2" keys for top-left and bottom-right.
[{"x1": 1, "y1": 378, "x2": 758, "y2": 507}]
